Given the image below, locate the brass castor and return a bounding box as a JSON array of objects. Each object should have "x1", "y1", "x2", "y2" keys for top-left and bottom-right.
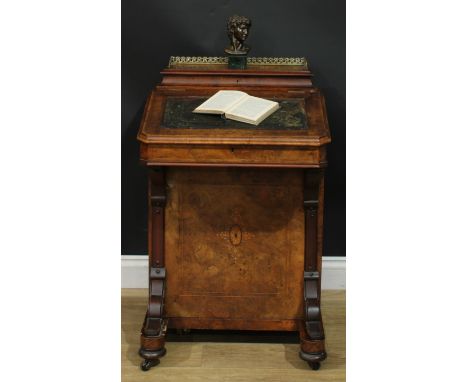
[
  {"x1": 308, "y1": 361, "x2": 320, "y2": 370},
  {"x1": 140, "y1": 359, "x2": 159, "y2": 371}
]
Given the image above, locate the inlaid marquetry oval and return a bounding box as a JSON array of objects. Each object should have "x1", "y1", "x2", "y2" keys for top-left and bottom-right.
[{"x1": 229, "y1": 225, "x2": 242, "y2": 246}]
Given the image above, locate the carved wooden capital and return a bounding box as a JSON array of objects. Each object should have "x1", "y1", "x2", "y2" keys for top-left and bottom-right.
[
  {"x1": 150, "y1": 169, "x2": 167, "y2": 208},
  {"x1": 303, "y1": 199, "x2": 319, "y2": 212}
]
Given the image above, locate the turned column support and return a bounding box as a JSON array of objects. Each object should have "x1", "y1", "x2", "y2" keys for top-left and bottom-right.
[
  {"x1": 300, "y1": 169, "x2": 326, "y2": 370},
  {"x1": 139, "y1": 167, "x2": 168, "y2": 371}
]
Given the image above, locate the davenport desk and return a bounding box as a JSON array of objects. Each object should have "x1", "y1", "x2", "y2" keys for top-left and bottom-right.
[{"x1": 136, "y1": 57, "x2": 331, "y2": 371}]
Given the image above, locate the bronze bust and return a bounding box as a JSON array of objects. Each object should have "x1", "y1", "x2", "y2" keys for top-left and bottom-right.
[{"x1": 224, "y1": 15, "x2": 251, "y2": 55}]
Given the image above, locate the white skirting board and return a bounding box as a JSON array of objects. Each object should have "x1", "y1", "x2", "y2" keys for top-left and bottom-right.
[{"x1": 121, "y1": 255, "x2": 346, "y2": 290}]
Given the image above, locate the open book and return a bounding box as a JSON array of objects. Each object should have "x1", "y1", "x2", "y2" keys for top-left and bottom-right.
[{"x1": 193, "y1": 90, "x2": 280, "y2": 125}]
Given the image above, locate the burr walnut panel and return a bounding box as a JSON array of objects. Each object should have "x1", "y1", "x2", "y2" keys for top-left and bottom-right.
[{"x1": 165, "y1": 167, "x2": 305, "y2": 323}]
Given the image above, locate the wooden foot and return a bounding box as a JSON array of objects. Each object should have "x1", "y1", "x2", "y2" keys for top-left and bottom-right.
[
  {"x1": 299, "y1": 320, "x2": 327, "y2": 369},
  {"x1": 140, "y1": 358, "x2": 160, "y2": 371},
  {"x1": 299, "y1": 346, "x2": 326, "y2": 370},
  {"x1": 138, "y1": 270, "x2": 167, "y2": 369},
  {"x1": 139, "y1": 332, "x2": 167, "y2": 371},
  {"x1": 308, "y1": 361, "x2": 321, "y2": 370}
]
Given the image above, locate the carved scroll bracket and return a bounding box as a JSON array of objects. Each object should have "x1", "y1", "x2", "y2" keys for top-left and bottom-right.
[
  {"x1": 303, "y1": 271, "x2": 324, "y2": 340},
  {"x1": 143, "y1": 266, "x2": 167, "y2": 337}
]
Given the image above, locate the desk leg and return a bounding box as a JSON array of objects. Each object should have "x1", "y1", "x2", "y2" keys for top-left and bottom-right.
[
  {"x1": 300, "y1": 169, "x2": 327, "y2": 370},
  {"x1": 139, "y1": 167, "x2": 168, "y2": 371}
]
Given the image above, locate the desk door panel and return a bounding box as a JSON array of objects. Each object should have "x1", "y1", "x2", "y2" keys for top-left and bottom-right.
[{"x1": 165, "y1": 167, "x2": 304, "y2": 323}]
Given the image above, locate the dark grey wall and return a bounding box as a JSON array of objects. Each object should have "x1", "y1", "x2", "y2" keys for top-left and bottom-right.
[{"x1": 122, "y1": 0, "x2": 345, "y2": 256}]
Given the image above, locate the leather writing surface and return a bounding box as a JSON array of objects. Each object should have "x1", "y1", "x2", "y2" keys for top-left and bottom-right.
[{"x1": 162, "y1": 97, "x2": 308, "y2": 130}]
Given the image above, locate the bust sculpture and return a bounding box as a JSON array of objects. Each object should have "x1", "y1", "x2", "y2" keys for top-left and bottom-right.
[{"x1": 224, "y1": 15, "x2": 252, "y2": 55}]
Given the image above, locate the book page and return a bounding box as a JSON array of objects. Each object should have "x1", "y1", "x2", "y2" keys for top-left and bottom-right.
[
  {"x1": 193, "y1": 90, "x2": 248, "y2": 114},
  {"x1": 225, "y1": 96, "x2": 279, "y2": 121}
]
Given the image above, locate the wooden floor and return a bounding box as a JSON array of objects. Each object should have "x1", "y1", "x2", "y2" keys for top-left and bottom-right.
[{"x1": 122, "y1": 289, "x2": 345, "y2": 382}]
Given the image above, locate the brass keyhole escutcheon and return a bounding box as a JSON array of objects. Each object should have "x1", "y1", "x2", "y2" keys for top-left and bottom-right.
[{"x1": 229, "y1": 225, "x2": 242, "y2": 246}]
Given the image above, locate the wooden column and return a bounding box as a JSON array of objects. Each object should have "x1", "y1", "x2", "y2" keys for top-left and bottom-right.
[
  {"x1": 299, "y1": 169, "x2": 327, "y2": 370},
  {"x1": 139, "y1": 167, "x2": 168, "y2": 371}
]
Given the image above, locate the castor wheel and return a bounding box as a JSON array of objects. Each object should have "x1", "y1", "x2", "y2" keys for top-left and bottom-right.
[
  {"x1": 140, "y1": 359, "x2": 159, "y2": 371},
  {"x1": 308, "y1": 361, "x2": 320, "y2": 370}
]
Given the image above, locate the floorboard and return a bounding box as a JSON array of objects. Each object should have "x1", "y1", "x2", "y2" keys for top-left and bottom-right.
[{"x1": 122, "y1": 289, "x2": 345, "y2": 381}]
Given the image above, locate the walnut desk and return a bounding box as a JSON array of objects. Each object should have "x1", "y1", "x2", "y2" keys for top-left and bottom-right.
[{"x1": 136, "y1": 57, "x2": 331, "y2": 371}]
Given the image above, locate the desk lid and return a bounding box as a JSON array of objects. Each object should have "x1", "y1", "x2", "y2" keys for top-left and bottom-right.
[
  {"x1": 138, "y1": 87, "x2": 330, "y2": 147},
  {"x1": 137, "y1": 58, "x2": 330, "y2": 167}
]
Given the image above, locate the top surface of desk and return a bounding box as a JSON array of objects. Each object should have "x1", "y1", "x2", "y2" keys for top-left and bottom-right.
[
  {"x1": 162, "y1": 97, "x2": 308, "y2": 131},
  {"x1": 137, "y1": 58, "x2": 331, "y2": 167},
  {"x1": 137, "y1": 87, "x2": 330, "y2": 147}
]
